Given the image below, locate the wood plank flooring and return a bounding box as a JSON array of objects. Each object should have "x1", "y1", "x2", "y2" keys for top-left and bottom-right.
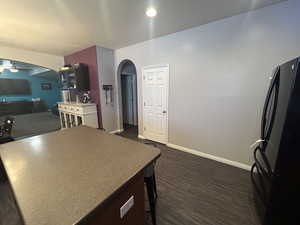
[
  {"x1": 0, "y1": 179, "x2": 23, "y2": 225},
  {"x1": 119, "y1": 127, "x2": 260, "y2": 225},
  {"x1": 0, "y1": 126, "x2": 260, "y2": 225}
]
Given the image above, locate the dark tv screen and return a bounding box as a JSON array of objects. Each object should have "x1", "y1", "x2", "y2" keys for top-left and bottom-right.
[{"x1": 0, "y1": 78, "x2": 31, "y2": 95}]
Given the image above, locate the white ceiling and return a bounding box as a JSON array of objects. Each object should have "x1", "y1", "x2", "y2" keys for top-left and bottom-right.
[{"x1": 0, "y1": 0, "x2": 285, "y2": 56}]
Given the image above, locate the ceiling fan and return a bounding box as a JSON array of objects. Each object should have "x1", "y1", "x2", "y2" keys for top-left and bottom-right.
[{"x1": 0, "y1": 60, "x2": 32, "y2": 73}]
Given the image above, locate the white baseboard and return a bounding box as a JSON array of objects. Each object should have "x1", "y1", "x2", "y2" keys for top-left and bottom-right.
[
  {"x1": 166, "y1": 143, "x2": 251, "y2": 171},
  {"x1": 138, "y1": 134, "x2": 146, "y2": 139},
  {"x1": 109, "y1": 129, "x2": 124, "y2": 134}
]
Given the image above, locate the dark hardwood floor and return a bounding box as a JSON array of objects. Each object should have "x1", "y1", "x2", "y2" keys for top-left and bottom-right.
[
  {"x1": 122, "y1": 124, "x2": 138, "y2": 139},
  {"x1": 118, "y1": 129, "x2": 260, "y2": 225},
  {"x1": 0, "y1": 126, "x2": 259, "y2": 225},
  {"x1": 0, "y1": 177, "x2": 23, "y2": 225}
]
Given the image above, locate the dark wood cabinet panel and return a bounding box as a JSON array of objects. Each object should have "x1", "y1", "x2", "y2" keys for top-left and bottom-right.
[{"x1": 81, "y1": 172, "x2": 145, "y2": 225}]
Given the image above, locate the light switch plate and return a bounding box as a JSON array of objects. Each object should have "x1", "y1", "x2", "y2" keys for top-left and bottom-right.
[{"x1": 120, "y1": 196, "x2": 134, "y2": 218}]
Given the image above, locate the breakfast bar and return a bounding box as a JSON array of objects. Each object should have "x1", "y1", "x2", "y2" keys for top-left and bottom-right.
[{"x1": 0, "y1": 126, "x2": 160, "y2": 225}]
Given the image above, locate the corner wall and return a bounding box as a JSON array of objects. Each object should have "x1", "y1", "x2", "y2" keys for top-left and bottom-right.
[
  {"x1": 96, "y1": 46, "x2": 118, "y2": 132},
  {"x1": 114, "y1": 0, "x2": 300, "y2": 165},
  {"x1": 64, "y1": 46, "x2": 103, "y2": 128}
]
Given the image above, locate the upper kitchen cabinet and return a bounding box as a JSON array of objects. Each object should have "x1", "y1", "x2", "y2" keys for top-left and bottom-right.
[{"x1": 60, "y1": 63, "x2": 90, "y2": 92}]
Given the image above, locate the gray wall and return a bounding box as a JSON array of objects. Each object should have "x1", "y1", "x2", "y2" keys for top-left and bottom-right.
[
  {"x1": 97, "y1": 46, "x2": 118, "y2": 132},
  {"x1": 122, "y1": 63, "x2": 136, "y2": 74},
  {"x1": 114, "y1": 0, "x2": 300, "y2": 165},
  {"x1": 121, "y1": 75, "x2": 136, "y2": 125}
]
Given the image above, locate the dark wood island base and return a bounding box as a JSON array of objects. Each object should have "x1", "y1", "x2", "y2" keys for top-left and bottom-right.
[
  {"x1": 0, "y1": 127, "x2": 160, "y2": 225},
  {"x1": 81, "y1": 172, "x2": 145, "y2": 225}
]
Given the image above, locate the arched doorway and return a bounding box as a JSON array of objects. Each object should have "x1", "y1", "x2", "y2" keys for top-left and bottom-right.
[
  {"x1": 118, "y1": 60, "x2": 138, "y2": 137},
  {"x1": 0, "y1": 58, "x2": 61, "y2": 140}
]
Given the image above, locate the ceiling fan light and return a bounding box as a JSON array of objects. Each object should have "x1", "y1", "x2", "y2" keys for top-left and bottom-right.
[{"x1": 10, "y1": 67, "x2": 19, "y2": 73}]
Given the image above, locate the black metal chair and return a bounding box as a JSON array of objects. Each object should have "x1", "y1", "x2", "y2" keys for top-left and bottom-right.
[
  {"x1": 144, "y1": 163, "x2": 158, "y2": 225},
  {"x1": 143, "y1": 140, "x2": 159, "y2": 225},
  {"x1": 0, "y1": 116, "x2": 14, "y2": 144}
]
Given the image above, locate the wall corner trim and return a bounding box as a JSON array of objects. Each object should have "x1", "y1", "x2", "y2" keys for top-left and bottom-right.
[
  {"x1": 166, "y1": 143, "x2": 252, "y2": 171},
  {"x1": 138, "y1": 135, "x2": 146, "y2": 140},
  {"x1": 109, "y1": 129, "x2": 124, "y2": 134}
]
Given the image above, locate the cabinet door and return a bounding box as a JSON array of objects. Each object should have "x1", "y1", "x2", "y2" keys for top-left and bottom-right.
[{"x1": 75, "y1": 64, "x2": 90, "y2": 91}]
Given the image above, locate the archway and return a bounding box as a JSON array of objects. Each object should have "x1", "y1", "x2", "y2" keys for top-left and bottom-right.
[
  {"x1": 0, "y1": 58, "x2": 62, "y2": 140},
  {"x1": 117, "y1": 60, "x2": 138, "y2": 136}
]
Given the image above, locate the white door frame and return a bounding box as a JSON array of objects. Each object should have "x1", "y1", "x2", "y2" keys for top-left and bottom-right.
[{"x1": 142, "y1": 64, "x2": 169, "y2": 144}]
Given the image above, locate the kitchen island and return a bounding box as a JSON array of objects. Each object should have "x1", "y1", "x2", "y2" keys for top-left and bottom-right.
[{"x1": 0, "y1": 126, "x2": 160, "y2": 225}]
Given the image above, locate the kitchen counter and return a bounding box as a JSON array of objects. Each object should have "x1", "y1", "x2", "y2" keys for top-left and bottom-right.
[{"x1": 0, "y1": 126, "x2": 160, "y2": 225}]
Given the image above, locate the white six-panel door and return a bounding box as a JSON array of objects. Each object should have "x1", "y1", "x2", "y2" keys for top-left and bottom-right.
[{"x1": 142, "y1": 65, "x2": 169, "y2": 144}]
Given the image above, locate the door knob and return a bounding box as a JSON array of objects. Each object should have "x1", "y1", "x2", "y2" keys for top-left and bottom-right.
[{"x1": 163, "y1": 110, "x2": 167, "y2": 114}]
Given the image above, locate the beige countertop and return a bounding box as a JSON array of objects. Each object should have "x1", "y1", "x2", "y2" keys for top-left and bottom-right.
[
  {"x1": 57, "y1": 102, "x2": 96, "y2": 107},
  {"x1": 0, "y1": 126, "x2": 160, "y2": 225}
]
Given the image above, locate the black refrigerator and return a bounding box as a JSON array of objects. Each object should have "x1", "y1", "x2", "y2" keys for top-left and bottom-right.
[{"x1": 251, "y1": 57, "x2": 300, "y2": 225}]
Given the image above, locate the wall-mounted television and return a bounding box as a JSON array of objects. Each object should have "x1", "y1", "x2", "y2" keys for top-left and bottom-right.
[{"x1": 0, "y1": 78, "x2": 31, "y2": 95}]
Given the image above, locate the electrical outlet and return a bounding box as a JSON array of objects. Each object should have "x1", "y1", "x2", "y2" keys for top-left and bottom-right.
[{"x1": 120, "y1": 196, "x2": 134, "y2": 219}]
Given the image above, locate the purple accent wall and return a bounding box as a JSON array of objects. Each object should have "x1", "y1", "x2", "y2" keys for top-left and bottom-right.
[{"x1": 64, "y1": 46, "x2": 102, "y2": 128}]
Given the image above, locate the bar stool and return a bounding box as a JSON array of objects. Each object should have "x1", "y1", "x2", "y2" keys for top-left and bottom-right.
[
  {"x1": 144, "y1": 162, "x2": 158, "y2": 225},
  {"x1": 0, "y1": 116, "x2": 14, "y2": 144}
]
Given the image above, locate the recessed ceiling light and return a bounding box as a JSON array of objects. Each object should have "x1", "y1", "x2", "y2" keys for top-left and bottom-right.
[{"x1": 146, "y1": 8, "x2": 157, "y2": 18}]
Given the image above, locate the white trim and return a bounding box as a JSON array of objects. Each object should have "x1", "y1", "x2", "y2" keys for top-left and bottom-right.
[
  {"x1": 166, "y1": 143, "x2": 252, "y2": 171},
  {"x1": 142, "y1": 64, "x2": 170, "y2": 70},
  {"x1": 109, "y1": 129, "x2": 124, "y2": 134},
  {"x1": 142, "y1": 64, "x2": 169, "y2": 144},
  {"x1": 138, "y1": 134, "x2": 146, "y2": 139}
]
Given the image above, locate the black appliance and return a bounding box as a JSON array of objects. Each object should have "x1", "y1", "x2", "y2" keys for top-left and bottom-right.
[
  {"x1": 59, "y1": 63, "x2": 90, "y2": 92},
  {"x1": 251, "y1": 57, "x2": 300, "y2": 225}
]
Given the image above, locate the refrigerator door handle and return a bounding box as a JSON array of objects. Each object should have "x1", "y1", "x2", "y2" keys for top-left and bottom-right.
[
  {"x1": 253, "y1": 146, "x2": 273, "y2": 179},
  {"x1": 250, "y1": 139, "x2": 266, "y2": 149},
  {"x1": 261, "y1": 67, "x2": 280, "y2": 142}
]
